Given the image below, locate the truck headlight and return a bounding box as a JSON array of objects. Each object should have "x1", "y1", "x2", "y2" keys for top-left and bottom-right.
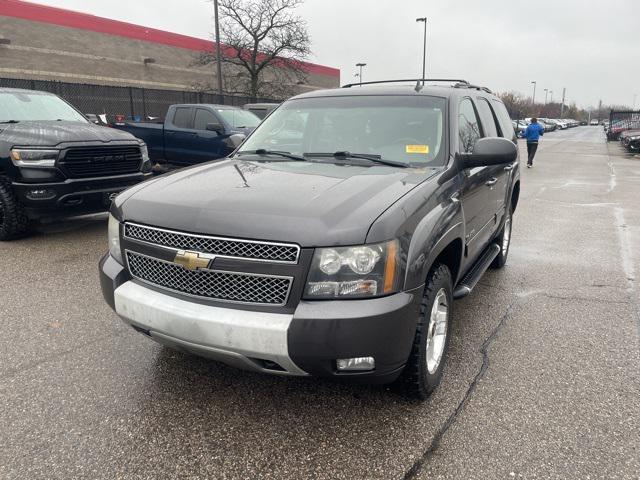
[
  {"x1": 10, "y1": 148, "x2": 59, "y2": 167},
  {"x1": 140, "y1": 143, "x2": 152, "y2": 172},
  {"x1": 304, "y1": 240, "x2": 401, "y2": 298},
  {"x1": 108, "y1": 213, "x2": 123, "y2": 264}
]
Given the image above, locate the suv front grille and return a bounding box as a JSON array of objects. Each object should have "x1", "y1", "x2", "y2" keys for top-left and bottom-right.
[
  {"x1": 124, "y1": 223, "x2": 300, "y2": 264},
  {"x1": 126, "y1": 252, "x2": 292, "y2": 306},
  {"x1": 61, "y1": 146, "x2": 142, "y2": 177}
]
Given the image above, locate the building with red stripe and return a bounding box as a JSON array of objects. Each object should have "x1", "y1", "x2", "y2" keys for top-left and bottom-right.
[{"x1": 0, "y1": 0, "x2": 340, "y2": 95}]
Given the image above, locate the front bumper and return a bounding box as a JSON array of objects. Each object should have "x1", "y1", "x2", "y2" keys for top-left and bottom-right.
[
  {"x1": 13, "y1": 172, "x2": 152, "y2": 219},
  {"x1": 100, "y1": 254, "x2": 422, "y2": 383}
]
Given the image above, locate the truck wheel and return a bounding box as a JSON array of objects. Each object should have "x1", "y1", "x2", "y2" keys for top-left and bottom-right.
[
  {"x1": 0, "y1": 180, "x2": 30, "y2": 241},
  {"x1": 491, "y1": 208, "x2": 513, "y2": 269},
  {"x1": 401, "y1": 264, "x2": 453, "y2": 400}
]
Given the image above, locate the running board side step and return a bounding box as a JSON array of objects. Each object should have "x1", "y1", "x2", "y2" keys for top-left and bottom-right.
[{"x1": 453, "y1": 244, "x2": 500, "y2": 299}]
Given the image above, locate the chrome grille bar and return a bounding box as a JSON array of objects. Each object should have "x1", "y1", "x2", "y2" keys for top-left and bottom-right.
[{"x1": 124, "y1": 222, "x2": 300, "y2": 264}]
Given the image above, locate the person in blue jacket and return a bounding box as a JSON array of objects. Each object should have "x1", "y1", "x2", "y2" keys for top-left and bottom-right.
[{"x1": 523, "y1": 118, "x2": 545, "y2": 168}]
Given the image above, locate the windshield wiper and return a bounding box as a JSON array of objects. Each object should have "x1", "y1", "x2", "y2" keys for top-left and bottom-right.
[
  {"x1": 304, "y1": 151, "x2": 409, "y2": 168},
  {"x1": 236, "y1": 149, "x2": 307, "y2": 162},
  {"x1": 0, "y1": 120, "x2": 20, "y2": 124}
]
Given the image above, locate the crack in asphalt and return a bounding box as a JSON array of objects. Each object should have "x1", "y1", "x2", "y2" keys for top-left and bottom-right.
[{"x1": 402, "y1": 297, "x2": 519, "y2": 480}]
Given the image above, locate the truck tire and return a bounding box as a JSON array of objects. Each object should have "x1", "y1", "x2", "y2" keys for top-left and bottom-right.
[
  {"x1": 401, "y1": 264, "x2": 453, "y2": 400},
  {"x1": 491, "y1": 207, "x2": 513, "y2": 269},
  {"x1": 0, "y1": 179, "x2": 30, "y2": 241}
]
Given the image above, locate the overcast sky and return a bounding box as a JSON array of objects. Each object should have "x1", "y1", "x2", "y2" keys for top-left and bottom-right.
[{"x1": 32, "y1": 0, "x2": 639, "y2": 108}]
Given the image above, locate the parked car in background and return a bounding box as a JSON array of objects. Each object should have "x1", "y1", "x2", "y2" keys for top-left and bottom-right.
[
  {"x1": 113, "y1": 104, "x2": 259, "y2": 165},
  {"x1": 590, "y1": 119, "x2": 600, "y2": 125},
  {"x1": 243, "y1": 103, "x2": 280, "y2": 120},
  {"x1": 512, "y1": 120, "x2": 528, "y2": 137},
  {"x1": 538, "y1": 118, "x2": 557, "y2": 132},
  {"x1": 620, "y1": 129, "x2": 640, "y2": 151},
  {"x1": 0, "y1": 88, "x2": 152, "y2": 240}
]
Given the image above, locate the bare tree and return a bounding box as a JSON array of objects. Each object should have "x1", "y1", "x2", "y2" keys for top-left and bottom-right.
[{"x1": 198, "y1": 0, "x2": 311, "y2": 101}]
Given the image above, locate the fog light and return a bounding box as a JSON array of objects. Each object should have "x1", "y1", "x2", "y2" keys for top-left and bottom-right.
[
  {"x1": 336, "y1": 356, "x2": 375, "y2": 371},
  {"x1": 26, "y1": 188, "x2": 56, "y2": 200}
]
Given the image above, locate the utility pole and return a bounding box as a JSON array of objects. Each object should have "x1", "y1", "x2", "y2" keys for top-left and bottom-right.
[
  {"x1": 560, "y1": 87, "x2": 566, "y2": 118},
  {"x1": 416, "y1": 17, "x2": 427, "y2": 84},
  {"x1": 213, "y1": 0, "x2": 224, "y2": 104},
  {"x1": 544, "y1": 88, "x2": 548, "y2": 104},
  {"x1": 598, "y1": 99, "x2": 602, "y2": 121}
]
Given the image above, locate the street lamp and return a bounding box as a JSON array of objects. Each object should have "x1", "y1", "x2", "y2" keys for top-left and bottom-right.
[
  {"x1": 544, "y1": 88, "x2": 548, "y2": 105},
  {"x1": 416, "y1": 17, "x2": 427, "y2": 84},
  {"x1": 549, "y1": 90, "x2": 554, "y2": 103},
  {"x1": 356, "y1": 63, "x2": 366, "y2": 86},
  {"x1": 531, "y1": 81, "x2": 537, "y2": 105}
]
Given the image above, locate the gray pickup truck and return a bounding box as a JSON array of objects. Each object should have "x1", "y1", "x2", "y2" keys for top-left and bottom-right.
[
  {"x1": 113, "y1": 104, "x2": 260, "y2": 165},
  {"x1": 100, "y1": 78, "x2": 520, "y2": 399},
  {"x1": 0, "y1": 88, "x2": 151, "y2": 240}
]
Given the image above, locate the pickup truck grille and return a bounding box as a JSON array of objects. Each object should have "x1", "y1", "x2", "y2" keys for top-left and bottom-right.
[
  {"x1": 60, "y1": 146, "x2": 142, "y2": 177},
  {"x1": 126, "y1": 252, "x2": 292, "y2": 306},
  {"x1": 124, "y1": 223, "x2": 300, "y2": 264}
]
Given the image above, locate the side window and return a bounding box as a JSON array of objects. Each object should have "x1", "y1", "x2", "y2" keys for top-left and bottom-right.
[
  {"x1": 458, "y1": 98, "x2": 482, "y2": 153},
  {"x1": 194, "y1": 109, "x2": 218, "y2": 130},
  {"x1": 172, "y1": 107, "x2": 192, "y2": 129},
  {"x1": 476, "y1": 98, "x2": 500, "y2": 137},
  {"x1": 491, "y1": 100, "x2": 516, "y2": 139}
]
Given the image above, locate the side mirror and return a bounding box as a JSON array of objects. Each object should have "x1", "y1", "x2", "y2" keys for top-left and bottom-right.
[
  {"x1": 224, "y1": 133, "x2": 246, "y2": 150},
  {"x1": 206, "y1": 123, "x2": 224, "y2": 134},
  {"x1": 461, "y1": 137, "x2": 518, "y2": 168}
]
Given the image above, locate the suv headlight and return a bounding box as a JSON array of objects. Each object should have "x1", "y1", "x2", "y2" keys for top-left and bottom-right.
[
  {"x1": 108, "y1": 213, "x2": 123, "y2": 264},
  {"x1": 304, "y1": 239, "x2": 401, "y2": 299},
  {"x1": 10, "y1": 148, "x2": 59, "y2": 167}
]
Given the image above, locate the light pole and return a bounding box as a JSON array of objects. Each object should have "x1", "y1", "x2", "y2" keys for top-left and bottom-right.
[
  {"x1": 213, "y1": 0, "x2": 224, "y2": 103},
  {"x1": 544, "y1": 88, "x2": 548, "y2": 105},
  {"x1": 550, "y1": 90, "x2": 554, "y2": 103},
  {"x1": 416, "y1": 17, "x2": 427, "y2": 84},
  {"x1": 531, "y1": 81, "x2": 537, "y2": 106},
  {"x1": 356, "y1": 63, "x2": 366, "y2": 86}
]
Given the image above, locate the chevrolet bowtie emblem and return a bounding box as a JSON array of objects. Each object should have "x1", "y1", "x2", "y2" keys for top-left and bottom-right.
[{"x1": 174, "y1": 250, "x2": 212, "y2": 271}]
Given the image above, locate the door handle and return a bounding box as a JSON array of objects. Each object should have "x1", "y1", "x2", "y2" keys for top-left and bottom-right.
[
  {"x1": 485, "y1": 178, "x2": 497, "y2": 186},
  {"x1": 504, "y1": 164, "x2": 514, "y2": 171}
]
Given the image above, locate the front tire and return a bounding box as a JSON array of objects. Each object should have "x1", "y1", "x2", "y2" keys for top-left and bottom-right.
[
  {"x1": 0, "y1": 179, "x2": 30, "y2": 241},
  {"x1": 401, "y1": 264, "x2": 453, "y2": 400}
]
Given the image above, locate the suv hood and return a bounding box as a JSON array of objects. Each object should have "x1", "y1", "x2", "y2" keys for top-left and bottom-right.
[
  {"x1": 116, "y1": 159, "x2": 439, "y2": 246},
  {"x1": 0, "y1": 121, "x2": 137, "y2": 147}
]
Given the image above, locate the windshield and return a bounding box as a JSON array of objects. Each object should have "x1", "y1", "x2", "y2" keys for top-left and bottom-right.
[
  {"x1": 0, "y1": 91, "x2": 88, "y2": 123},
  {"x1": 217, "y1": 108, "x2": 261, "y2": 129},
  {"x1": 238, "y1": 95, "x2": 447, "y2": 166}
]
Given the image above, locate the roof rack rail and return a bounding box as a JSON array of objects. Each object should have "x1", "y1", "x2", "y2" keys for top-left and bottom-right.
[
  {"x1": 342, "y1": 78, "x2": 469, "y2": 88},
  {"x1": 453, "y1": 82, "x2": 493, "y2": 94}
]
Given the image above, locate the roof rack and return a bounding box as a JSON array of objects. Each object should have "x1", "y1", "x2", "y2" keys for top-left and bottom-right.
[{"x1": 342, "y1": 78, "x2": 469, "y2": 88}]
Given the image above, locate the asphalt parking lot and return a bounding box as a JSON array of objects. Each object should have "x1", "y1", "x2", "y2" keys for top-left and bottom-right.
[{"x1": 1, "y1": 126, "x2": 639, "y2": 479}]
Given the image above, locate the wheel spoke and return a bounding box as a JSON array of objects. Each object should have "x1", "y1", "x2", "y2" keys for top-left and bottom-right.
[{"x1": 426, "y1": 288, "x2": 449, "y2": 375}]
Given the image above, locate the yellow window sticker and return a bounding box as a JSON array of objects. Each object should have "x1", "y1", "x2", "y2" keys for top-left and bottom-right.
[{"x1": 406, "y1": 144, "x2": 429, "y2": 154}]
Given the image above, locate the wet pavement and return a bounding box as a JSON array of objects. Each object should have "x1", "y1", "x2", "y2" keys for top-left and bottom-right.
[{"x1": 1, "y1": 126, "x2": 638, "y2": 479}]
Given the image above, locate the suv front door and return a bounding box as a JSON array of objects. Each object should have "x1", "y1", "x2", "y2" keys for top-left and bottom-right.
[{"x1": 458, "y1": 97, "x2": 496, "y2": 264}]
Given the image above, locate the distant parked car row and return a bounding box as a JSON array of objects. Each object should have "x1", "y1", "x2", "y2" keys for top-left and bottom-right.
[{"x1": 511, "y1": 117, "x2": 582, "y2": 137}]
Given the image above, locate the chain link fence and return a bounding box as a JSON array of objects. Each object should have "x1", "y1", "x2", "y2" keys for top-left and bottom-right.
[{"x1": 0, "y1": 78, "x2": 277, "y2": 119}]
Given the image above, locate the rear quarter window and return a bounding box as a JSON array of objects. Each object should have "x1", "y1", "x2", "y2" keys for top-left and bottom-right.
[{"x1": 491, "y1": 100, "x2": 516, "y2": 140}]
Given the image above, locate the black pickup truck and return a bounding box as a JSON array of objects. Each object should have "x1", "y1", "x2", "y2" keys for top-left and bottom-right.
[
  {"x1": 113, "y1": 104, "x2": 260, "y2": 165},
  {"x1": 100, "y1": 79, "x2": 520, "y2": 399},
  {"x1": 0, "y1": 88, "x2": 152, "y2": 240}
]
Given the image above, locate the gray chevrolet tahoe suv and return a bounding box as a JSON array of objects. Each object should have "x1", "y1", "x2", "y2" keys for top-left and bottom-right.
[{"x1": 100, "y1": 79, "x2": 520, "y2": 399}]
